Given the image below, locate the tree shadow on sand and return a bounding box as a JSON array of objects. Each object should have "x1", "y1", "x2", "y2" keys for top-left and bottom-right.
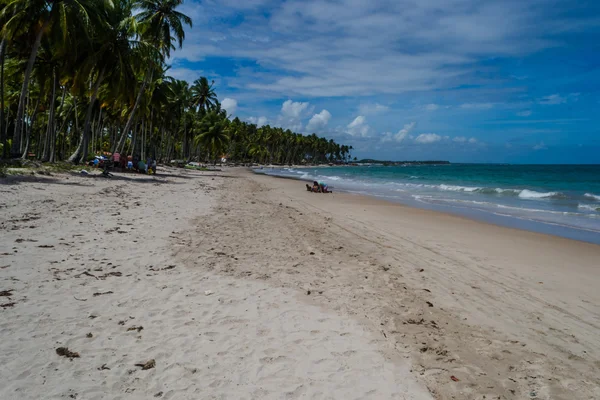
[{"x1": 0, "y1": 174, "x2": 94, "y2": 187}]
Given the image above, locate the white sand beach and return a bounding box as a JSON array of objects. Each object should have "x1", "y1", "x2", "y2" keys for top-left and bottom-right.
[{"x1": 1, "y1": 167, "x2": 599, "y2": 399}]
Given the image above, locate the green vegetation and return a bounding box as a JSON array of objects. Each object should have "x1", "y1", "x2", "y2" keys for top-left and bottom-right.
[{"x1": 0, "y1": 0, "x2": 351, "y2": 165}]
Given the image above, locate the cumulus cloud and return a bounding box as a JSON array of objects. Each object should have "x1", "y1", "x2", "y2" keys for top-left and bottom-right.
[
  {"x1": 358, "y1": 103, "x2": 390, "y2": 115},
  {"x1": 248, "y1": 116, "x2": 268, "y2": 127},
  {"x1": 415, "y1": 133, "x2": 442, "y2": 144},
  {"x1": 221, "y1": 98, "x2": 238, "y2": 115},
  {"x1": 424, "y1": 103, "x2": 440, "y2": 111},
  {"x1": 381, "y1": 122, "x2": 416, "y2": 143},
  {"x1": 517, "y1": 110, "x2": 532, "y2": 117},
  {"x1": 346, "y1": 116, "x2": 371, "y2": 137},
  {"x1": 278, "y1": 99, "x2": 312, "y2": 131},
  {"x1": 281, "y1": 99, "x2": 310, "y2": 118},
  {"x1": 468, "y1": 137, "x2": 478, "y2": 143},
  {"x1": 306, "y1": 109, "x2": 332, "y2": 132}
]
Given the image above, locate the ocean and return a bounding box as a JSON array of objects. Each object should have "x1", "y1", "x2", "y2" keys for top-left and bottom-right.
[{"x1": 255, "y1": 164, "x2": 600, "y2": 244}]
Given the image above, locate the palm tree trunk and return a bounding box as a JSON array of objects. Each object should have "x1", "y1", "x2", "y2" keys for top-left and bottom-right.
[
  {"x1": 159, "y1": 125, "x2": 165, "y2": 162},
  {"x1": 130, "y1": 119, "x2": 138, "y2": 157},
  {"x1": 140, "y1": 118, "x2": 145, "y2": 161},
  {"x1": 94, "y1": 106, "x2": 103, "y2": 154},
  {"x1": 22, "y1": 96, "x2": 41, "y2": 159},
  {"x1": 71, "y1": 98, "x2": 79, "y2": 156},
  {"x1": 21, "y1": 84, "x2": 31, "y2": 154},
  {"x1": 41, "y1": 68, "x2": 58, "y2": 161},
  {"x1": 0, "y1": 38, "x2": 6, "y2": 159},
  {"x1": 11, "y1": 17, "x2": 51, "y2": 157},
  {"x1": 149, "y1": 108, "x2": 154, "y2": 159},
  {"x1": 114, "y1": 69, "x2": 153, "y2": 154},
  {"x1": 68, "y1": 67, "x2": 105, "y2": 163}
]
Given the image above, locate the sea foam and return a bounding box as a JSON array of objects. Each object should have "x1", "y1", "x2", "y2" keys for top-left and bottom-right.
[{"x1": 584, "y1": 193, "x2": 600, "y2": 201}]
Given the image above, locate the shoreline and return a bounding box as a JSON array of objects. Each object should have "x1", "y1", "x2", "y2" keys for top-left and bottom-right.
[{"x1": 253, "y1": 168, "x2": 600, "y2": 245}]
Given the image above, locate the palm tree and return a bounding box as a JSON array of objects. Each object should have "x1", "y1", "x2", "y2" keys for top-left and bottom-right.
[
  {"x1": 194, "y1": 110, "x2": 229, "y2": 164},
  {"x1": 2, "y1": 0, "x2": 107, "y2": 156},
  {"x1": 114, "y1": 0, "x2": 191, "y2": 154},
  {"x1": 191, "y1": 77, "x2": 217, "y2": 112},
  {"x1": 69, "y1": 0, "x2": 140, "y2": 162}
]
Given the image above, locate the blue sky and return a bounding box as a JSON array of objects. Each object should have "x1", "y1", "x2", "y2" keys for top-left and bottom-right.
[{"x1": 170, "y1": 0, "x2": 600, "y2": 163}]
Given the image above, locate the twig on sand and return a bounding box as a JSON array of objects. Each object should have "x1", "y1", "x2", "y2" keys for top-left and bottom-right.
[
  {"x1": 73, "y1": 296, "x2": 87, "y2": 301},
  {"x1": 93, "y1": 291, "x2": 114, "y2": 297},
  {"x1": 75, "y1": 271, "x2": 99, "y2": 280},
  {"x1": 127, "y1": 326, "x2": 144, "y2": 332}
]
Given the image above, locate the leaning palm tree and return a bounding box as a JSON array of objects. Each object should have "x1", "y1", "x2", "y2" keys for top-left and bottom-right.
[
  {"x1": 114, "y1": 0, "x2": 191, "y2": 154},
  {"x1": 193, "y1": 111, "x2": 229, "y2": 165},
  {"x1": 191, "y1": 77, "x2": 217, "y2": 112}
]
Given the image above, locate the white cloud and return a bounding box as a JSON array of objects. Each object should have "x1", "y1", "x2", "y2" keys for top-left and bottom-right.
[
  {"x1": 517, "y1": 110, "x2": 532, "y2": 117},
  {"x1": 539, "y1": 93, "x2": 579, "y2": 105},
  {"x1": 221, "y1": 98, "x2": 238, "y2": 115},
  {"x1": 424, "y1": 103, "x2": 440, "y2": 111},
  {"x1": 453, "y1": 136, "x2": 478, "y2": 144},
  {"x1": 358, "y1": 103, "x2": 389, "y2": 115},
  {"x1": 281, "y1": 99, "x2": 310, "y2": 118},
  {"x1": 346, "y1": 116, "x2": 371, "y2": 137},
  {"x1": 306, "y1": 109, "x2": 332, "y2": 131},
  {"x1": 169, "y1": 67, "x2": 202, "y2": 83},
  {"x1": 415, "y1": 133, "x2": 442, "y2": 144},
  {"x1": 533, "y1": 141, "x2": 547, "y2": 150},
  {"x1": 381, "y1": 122, "x2": 416, "y2": 143},
  {"x1": 278, "y1": 99, "x2": 313, "y2": 132},
  {"x1": 171, "y1": 0, "x2": 596, "y2": 100},
  {"x1": 460, "y1": 103, "x2": 494, "y2": 110},
  {"x1": 248, "y1": 116, "x2": 268, "y2": 127},
  {"x1": 539, "y1": 94, "x2": 565, "y2": 105}
]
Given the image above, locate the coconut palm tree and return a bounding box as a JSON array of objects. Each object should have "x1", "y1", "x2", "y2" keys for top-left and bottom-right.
[
  {"x1": 191, "y1": 77, "x2": 217, "y2": 112},
  {"x1": 194, "y1": 110, "x2": 230, "y2": 164}
]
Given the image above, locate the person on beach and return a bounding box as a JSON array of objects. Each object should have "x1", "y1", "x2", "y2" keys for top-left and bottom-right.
[{"x1": 312, "y1": 181, "x2": 321, "y2": 193}]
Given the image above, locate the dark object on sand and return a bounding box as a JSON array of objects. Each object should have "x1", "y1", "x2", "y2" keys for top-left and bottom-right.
[
  {"x1": 426, "y1": 301, "x2": 434, "y2": 307},
  {"x1": 93, "y1": 291, "x2": 114, "y2": 297},
  {"x1": 0, "y1": 289, "x2": 14, "y2": 297},
  {"x1": 451, "y1": 375, "x2": 460, "y2": 382},
  {"x1": 135, "y1": 359, "x2": 156, "y2": 370},
  {"x1": 1, "y1": 302, "x2": 16, "y2": 308},
  {"x1": 127, "y1": 326, "x2": 144, "y2": 332},
  {"x1": 56, "y1": 347, "x2": 80, "y2": 359}
]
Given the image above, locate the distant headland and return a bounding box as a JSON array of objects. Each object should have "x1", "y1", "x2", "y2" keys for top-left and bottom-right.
[{"x1": 356, "y1": 160, "x2": 451, "y2": 166}]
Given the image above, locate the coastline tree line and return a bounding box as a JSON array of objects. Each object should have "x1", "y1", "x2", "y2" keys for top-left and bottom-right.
[{"x1": 0, "y1": 0, "x2": 352, "y2": 166}]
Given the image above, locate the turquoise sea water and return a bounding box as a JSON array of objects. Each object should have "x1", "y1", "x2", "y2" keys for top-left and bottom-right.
[{"x1": 255, "y1": 164, "x2": 600, "y2": 244}]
